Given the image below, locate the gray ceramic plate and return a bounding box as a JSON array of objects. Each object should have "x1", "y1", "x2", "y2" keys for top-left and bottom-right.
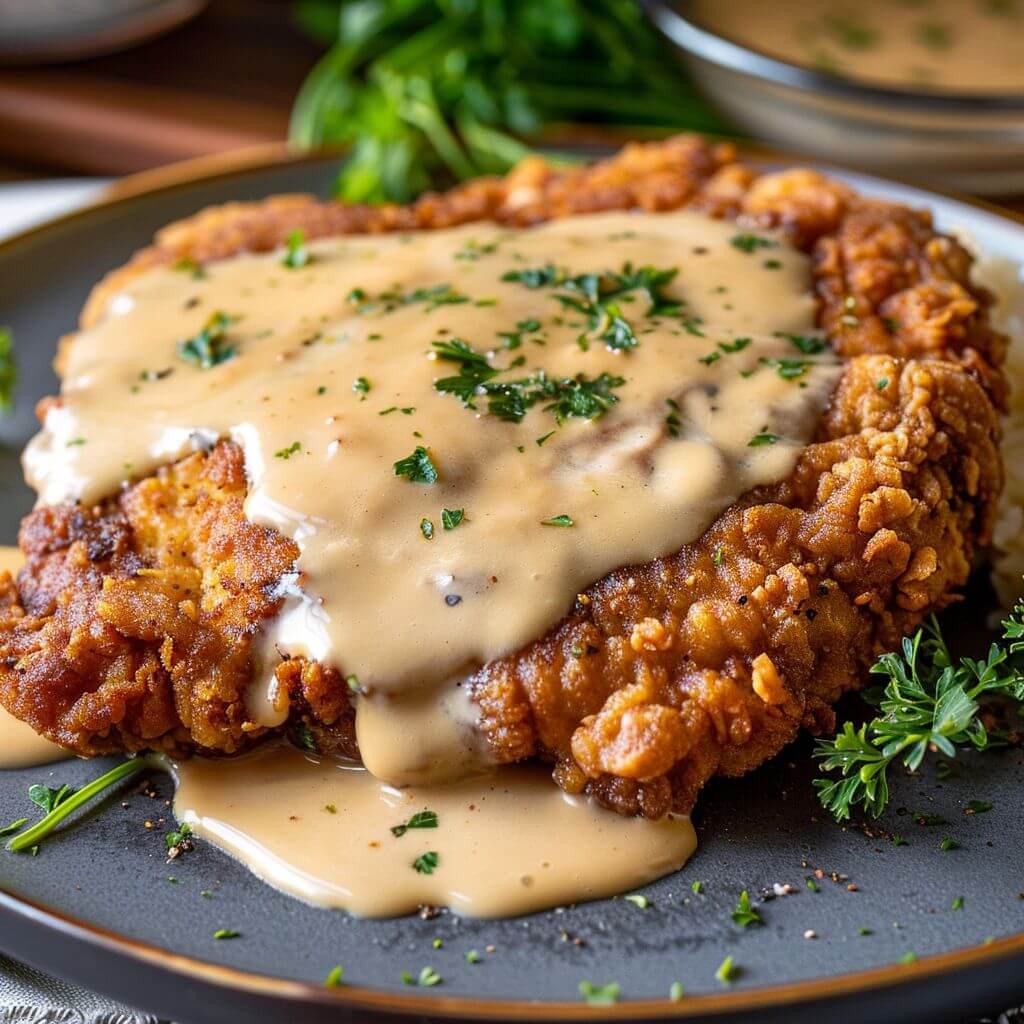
[{"x1": 1, "y1": 149, "x2": 1023, "y2": 1024}]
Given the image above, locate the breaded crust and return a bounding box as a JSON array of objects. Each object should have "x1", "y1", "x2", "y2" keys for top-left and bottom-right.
[{"x1": 0, "y1": 137, "x2": 1005, "y2": 816}]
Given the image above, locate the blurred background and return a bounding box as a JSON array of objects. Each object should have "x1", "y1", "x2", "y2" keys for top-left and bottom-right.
[{"x1": 2, "y1": 0, "x2": 1024, "y2": 220}]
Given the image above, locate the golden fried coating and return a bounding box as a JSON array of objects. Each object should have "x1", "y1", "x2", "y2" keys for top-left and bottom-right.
[{"x1": 0, "y1": 137, "x2": 1004, "y2": 816}]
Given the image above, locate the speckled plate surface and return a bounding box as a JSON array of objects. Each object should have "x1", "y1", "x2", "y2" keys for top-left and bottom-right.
[{"x1": 1, "y1": 148, "x2": 1024, "y2": 1024}]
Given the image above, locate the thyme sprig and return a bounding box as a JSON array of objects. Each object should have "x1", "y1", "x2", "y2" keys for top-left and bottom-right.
[{"x1": 814, "y1": 606, "x2": 1024, "y2": 821}]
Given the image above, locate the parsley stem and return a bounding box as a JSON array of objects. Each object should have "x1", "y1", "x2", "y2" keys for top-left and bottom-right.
[{"x1": 6, "y1": 759, "x2": 146, "y2": 853}]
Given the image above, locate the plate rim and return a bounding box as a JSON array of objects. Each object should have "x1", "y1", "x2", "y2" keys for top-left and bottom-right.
[{"x1": 1, "y1": 139, "x2": 1024, "y2": 1021}]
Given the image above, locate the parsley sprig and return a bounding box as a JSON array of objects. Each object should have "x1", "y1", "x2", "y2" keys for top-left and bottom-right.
[
  {"x1": 503, "y1": 261, "x2": 680, "y2": 353},
  {"x1": 432, "y1": 339, "x2": 624, "y2": 425},
  {"x1": 814, "y1": 608, "x2": 1024, "y2": 821}
]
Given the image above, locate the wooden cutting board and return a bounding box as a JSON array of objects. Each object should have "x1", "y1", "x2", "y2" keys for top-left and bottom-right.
[{"x1": 0, "y1": 0, "x2": 319, "y2": 174}]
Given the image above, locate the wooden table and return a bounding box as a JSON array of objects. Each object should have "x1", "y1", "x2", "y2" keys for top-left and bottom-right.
[{"x1": 0, "y1": 0, "x2": 317, "y2": 175}]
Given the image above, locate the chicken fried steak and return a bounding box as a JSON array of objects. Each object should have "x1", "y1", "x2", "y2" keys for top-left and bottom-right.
[{"x1": 0, "y1": 137, "x2": 1004, "y2": 819}]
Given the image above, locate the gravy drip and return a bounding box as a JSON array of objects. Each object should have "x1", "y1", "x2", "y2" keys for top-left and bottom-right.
[{"x1": 169, "y1": 744, "x2": 697, "y2": 917}]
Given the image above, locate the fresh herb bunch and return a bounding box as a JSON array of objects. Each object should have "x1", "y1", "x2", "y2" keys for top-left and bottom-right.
[
  {"x1": 814, "y1": 605, "x2": 1024, "y2": 821},
  {"x1": 290, "y1": 0, "x2": 732, "y2": 203}
]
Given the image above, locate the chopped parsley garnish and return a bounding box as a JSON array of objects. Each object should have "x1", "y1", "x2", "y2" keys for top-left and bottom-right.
[
  {"x1": 420, "y1": 518, "x2": 435, "y2": 540},
  {"x1": 825, "y1": 14, "x2": 879, "y2": 50},
  {"x1": 410, "y1": 966, "x2": 442, "y2": 987},
  {"x1": 432, "y1": 338, "x2": 625, "y2": 426},
  {"x1": 413, "y1": 851, "x2": 440, "y2": 874},
  {"x1": 951, "y1": 896, "x2": 964, "y2": 911},
  {"x1": 441, "y1": 508, "x2": 465, "y2": 530},
  {"x1": 541, "y1": 514, "x2": 574, "y2": 527},
  {"x1": 361, "y1": 283, "x2": 469, "y2": 314},
  {"x1": 465, "y1": 949, "x2": 481, "y2": 964},
  {"x1": 275, "y1": 441, "x2": 301, "y2": 460},
  {"x1": 536, "y1": 430, "x2": 555, "y2": 447},
  {"x1": 0, "y1": 326, "x2": 15, "y2": 413},
  {"x1": 391, "y1": 810, "x2": 439, "y2": 837},
  {"x1": 177, "y1": 312, "x2": 237, "y2": 369},
  {"x1": 324, "y1": 965, "x2": 344, "y2": 988},
  {"x1": 498, "y1": 317, "x2": 542, "y2": 350},
  {"x1": 778, "y1": 332, "x2": 828, "y2": 355},
  {"x1": 762, "y1": 356, "x2": 813, "y2": 380},
  {"x1": 806, "y1": 878, "x2": 820, "y2": 892},
  {"x1": 815, "y1": 608, "x2": 1024, "y2": 821},
  {"x1": 352, "y1": 376, "x2": 371, "y2": 395},
  {"x1": 965, "y1": 799, "x2": 993, "y2": 814},
  {"x1": 916, "y1": 20, "x2": 952, "y2": 49},
  {"x1": 665, "y1": 398, "x2": 682, "y2": 438},
  {"x1": 282, "y1": 229, "x2": 309, "y2": 269},
  {"x1": 720, "y1": 337, "x2": 752, "y2": 353},
  {"x1": 939, "y1": 837, "x2": 959, "y2": 852},
  {"x1": 623, "y1": 893, "x2": 649, "y2": 909},
  {"x1": 578, "y1": 980, "x2": 620, "y2": 1006},
  {"x1": 715, "y1": 955, "x2": 737, "y2": 985},
  {"x1": 292, "y1": 723, "x2": 317, "y2": 752},
  {"x1": 730, "y1": 233, "x2": 778, "y2": 253},
  {"x1": 898, "y1": 951, "x2": 917, "y2": 965},
  {"x1": 748, "y1": 432, "x2": 780, "y2": 447},
  {"x1": 501, "y1": 264, "x2": 561, "y2": 288},
  {"x1": 690, "y1": 880, "x2": 703, "y2": 894},
  {"x1": 731, "y1": 890, "x2": 763, "y2": 927},
  {"x1": 172, "y1": 257, "x2": 206, "y2": 279},
  {"x1": 394, "y1": 446, "x2": 438, "y2": 484},
  {"x1": 213, "y1": 929, "x2": 240, "y2": 940},
  {"x1": 670, "y1": 982, "x2": 684, "y2": 1001},
  {"x1": 6, "y1": 760, "x2": 145, "y2": 853},
  {"x1": 165, "y1": 822, "x2": 192, "y2": 853},
  {"x1": 503, "y1": 261, "x2": 680, "y2": 353},
  {"x1": 876, "y1": 378, "x2": 889, "y2": 391}
]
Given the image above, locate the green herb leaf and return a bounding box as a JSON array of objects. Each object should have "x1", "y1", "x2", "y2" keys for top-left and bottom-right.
[
  {"x1": 730, "y1": 234, "x2": 778, "y2": 253},
  {"x1": 275, "y1": 441, "x2": 301, "y2": 460},
  {"x1": 541, "y1": 514, "x2": 574, "y2": 527},
  {"x1": 579, "y1": 980, "x2": 620, "y2": 1006},
  {"x1": 177, "y1": 312, "x2": 237, "y2": 369},
  {"x1": 394, "y1": 446, "x2": 438, "y2": 484},
  {"x1": 417, "y1": 966, "x2": 442, "y2": 987},
  {"x1": 748, "y1": 432, "x2": 780, "y2": 447},
  {"x1": 0, "y1": 326, "x2": 16, "y2": 413},
  {"x1": 7, "y1": 760, "x2": 146, "y2": 853},
  {"x1": 282, "y1": 229, "x2": 310, "y2": 269},
  {"x1": 623, "y1": 893, "x2": 649, "y2": 909},
  {"x1": 731, "y1": 890, "x2": 763, "y2": 927},
  {"x1": 669, "y1": 981, "x2": 684, "y2": 1001},
  {"x1": 213, "y1": 929, "x2": 240, "y2": 940},
  {"x1": 441, "y1": 508, "x2": 465, "y2": 531},
  {"x1": 465, "y1": 949, "x2": 481, "y2": 964},
  {"x1": 715, "y1": 955, "x2": 737, "y2": 985},
  {"x1": 815, "y1": 609, "x2": 1024, "y2": 821},
  {"x1": 413, "y1": 851, "x2": 439, "y2": 874},
  {"x1": 391, "y1": 810, "x2": 439, "y2": 837},
  {"x1": 420, "y1": 518, "x2": 435, "y2": 540},
  {"x1": 324, "y1": 965, "x2": 344, "y2": 987},
  {"x1": 28, "y1": 784, "x2": 73, "y2": 815}
]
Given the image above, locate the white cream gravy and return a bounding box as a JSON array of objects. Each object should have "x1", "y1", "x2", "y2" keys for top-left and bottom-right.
[
  {"x1": 0, "y1": 546, "x2": 69, "y2": 769},
  {"x1": 13, "y1": 208, "x2": 840, "y2": 914},
  {"x1": 24, "y1": 209, "x2": 838, "y2": 786},
  {"x1": 169, "y1": 744, "x2": 697, "y2": 917},
  {"x1": 695, "y1": 0, "x2": 1024, "y2": 93}
]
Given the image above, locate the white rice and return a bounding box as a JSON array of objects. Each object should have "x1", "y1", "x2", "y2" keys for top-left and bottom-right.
[{"x1": 975, "y1": 253, "x2": 1024, "y2": 609}]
